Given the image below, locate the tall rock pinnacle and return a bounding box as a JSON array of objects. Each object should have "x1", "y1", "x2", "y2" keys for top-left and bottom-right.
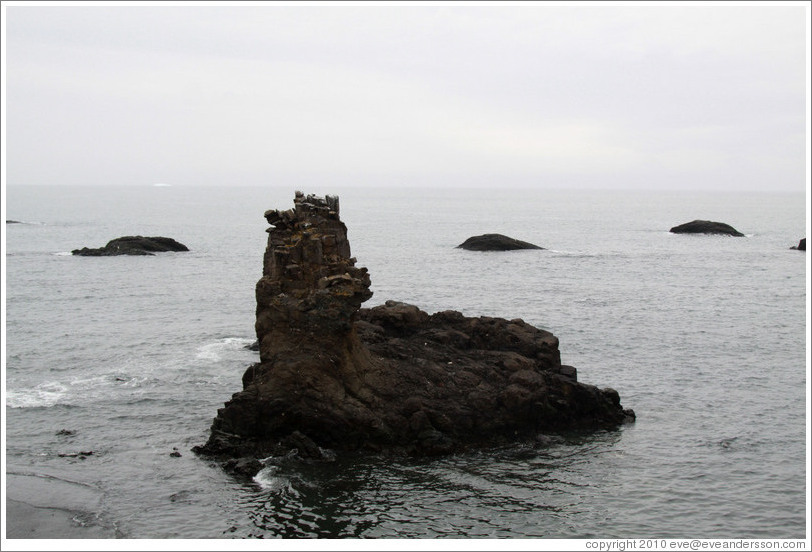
[{"x1": 195, "y1": 192, "x2": 634, "y2": 470}]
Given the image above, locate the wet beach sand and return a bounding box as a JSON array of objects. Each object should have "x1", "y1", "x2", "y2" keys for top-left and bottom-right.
[{"x1": 5, "y1": 472, "x2": 118, "y2": 539}]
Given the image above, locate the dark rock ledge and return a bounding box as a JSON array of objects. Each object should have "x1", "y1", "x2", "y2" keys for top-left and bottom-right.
[
  {"x1": 194, "y1": 192, "x2": 634, "y2": 475},
  {"x1": 669, "y1": 220, "x2": 744, "y2": 237},
  {"x1": 457, "y1": 233, "x2": 544, "y2": 251},
  {"x1": 72, "y1": 236, "x2": 189, "y2": 256}
]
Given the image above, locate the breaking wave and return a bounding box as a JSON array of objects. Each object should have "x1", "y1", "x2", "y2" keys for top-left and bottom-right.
[{"x1": 195, "y1": 337, "x2": 255, "y2": 362}]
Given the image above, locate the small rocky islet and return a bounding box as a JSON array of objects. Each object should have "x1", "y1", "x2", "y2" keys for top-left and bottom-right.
[
  {"x1": 669, "y1": 220, "x2": 744, "y2": 236},
  {"x1": 72, "y1": 236, "x2": 189, "y2": 256},
  {"x1": 194, "y1": 192, "x2": 634, "y2": 475},
  {"x1": 456, "y1": 233, "x2": 544, "y2": 251}
]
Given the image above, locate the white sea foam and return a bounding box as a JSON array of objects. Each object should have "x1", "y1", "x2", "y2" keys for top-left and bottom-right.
[
  {"x1": 6, "y1": 373, "x2": 152, "y2": 409},
  {"x1": 6, "y1": 381, "x2": 68, "y2": 408},
  {"x1": 195, "y1": 337, "x2": 255, "y2": 362},
  {"x1": 252, "y1": 466, "x2": 290, "y2": 493}
]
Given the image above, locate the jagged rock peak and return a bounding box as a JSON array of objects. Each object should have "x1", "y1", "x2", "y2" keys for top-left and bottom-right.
[
  {"x1": 264, "y1": 191, "x2": 340, "y2": 229},
  {"x1": 254, "y1": 192, "x2": 372, "y2": 360}
]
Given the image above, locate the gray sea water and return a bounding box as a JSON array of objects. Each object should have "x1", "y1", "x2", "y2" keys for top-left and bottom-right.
[{"x1": 3, "y1": 184, "x2": 809, "y2": 539}]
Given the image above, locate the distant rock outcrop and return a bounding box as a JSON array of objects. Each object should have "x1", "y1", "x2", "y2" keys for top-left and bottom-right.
[
  {"x1": 72, "y1": 236, "x2": 189, "y2": 256},
  {"x1": 790, "y1": 238, "x2": 805, "y2": 251},
  {"x1": 457, "y1": 233, "x2": 544, "y2": 251},
  {"x1": 194, "y1": 192, "x2": 634, "y2": 473},
  {"x1": 6, "y1": 220, "x2": 22, "y2": 224},
  {"x1": 669, "y1": 220, "x2": 744, "y2": 237}
]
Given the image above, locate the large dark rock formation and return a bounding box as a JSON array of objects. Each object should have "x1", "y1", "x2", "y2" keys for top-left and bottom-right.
[
  {"x1": 195, "y1": 192, "x2": 633, "y2": 470},
  {"x1": 72, "y1": 236, "x2": 189, "y2": 256},
  {"x1": 790, "y1": 238, "x2": 805, "y2": 251},
  {"x1": 669, "y1": 220, "x2": 744, "y2": 237},
  {"x1": 457, "y1": 233, "x2": 544, "y2": 251}
]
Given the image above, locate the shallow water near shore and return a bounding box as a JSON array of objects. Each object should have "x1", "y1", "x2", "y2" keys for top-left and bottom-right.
[{"x1": 3, "y1": 185, "x2": 808, "y2": 539}]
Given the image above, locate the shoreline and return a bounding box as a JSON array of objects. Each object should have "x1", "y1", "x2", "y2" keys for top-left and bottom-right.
[
  {"x1": 5, "y1": 499, "x2": 116, "y2": 539},
  {"x1": 5, "y1": 471, "x2": 118, "y2": 539}
]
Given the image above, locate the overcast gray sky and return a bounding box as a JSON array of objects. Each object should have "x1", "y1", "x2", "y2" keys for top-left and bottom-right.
[{"x1": 2, "y1": 1, "x2": 809, "y2": 191}]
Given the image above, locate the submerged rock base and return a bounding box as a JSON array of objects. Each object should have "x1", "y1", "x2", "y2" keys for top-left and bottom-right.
[{"x1": 195, "y1": 192, "x2": 634, "y2": 469}]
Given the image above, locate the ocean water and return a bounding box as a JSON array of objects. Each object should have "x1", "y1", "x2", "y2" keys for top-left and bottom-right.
[{"x1": 3, "y1": 184, "x2": 808, "y2": 539}]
